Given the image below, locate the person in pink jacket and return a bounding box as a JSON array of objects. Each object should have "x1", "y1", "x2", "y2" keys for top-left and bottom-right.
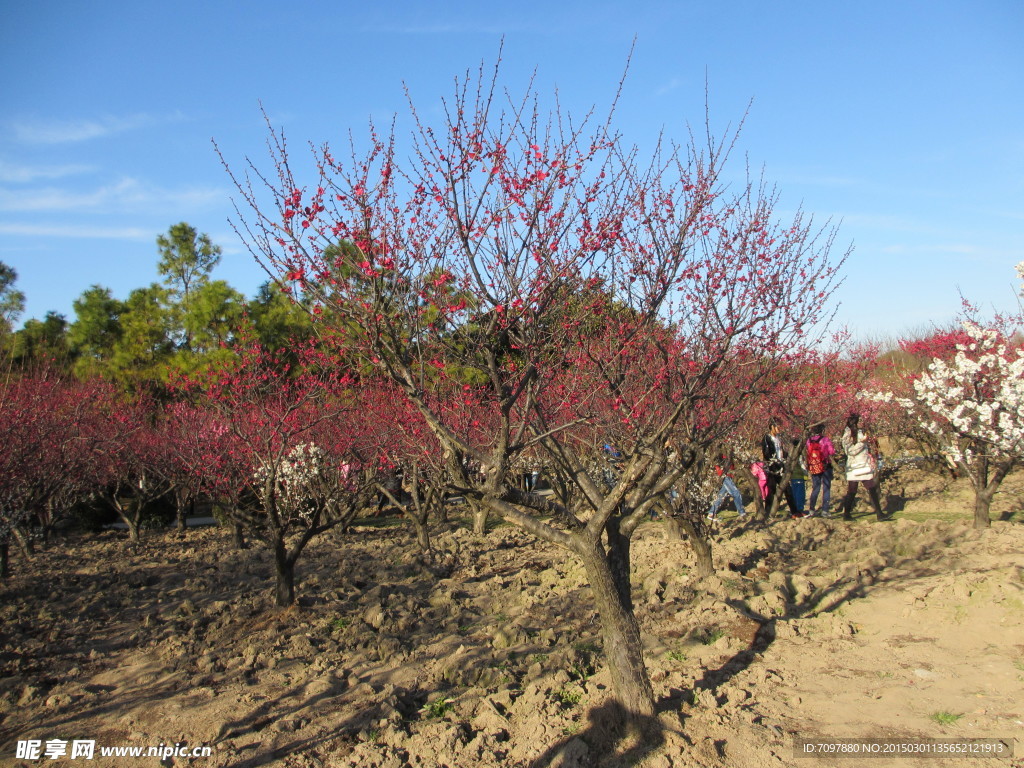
[{"x1": 805, "y1": 423, "x2": 836, "y2": 517}]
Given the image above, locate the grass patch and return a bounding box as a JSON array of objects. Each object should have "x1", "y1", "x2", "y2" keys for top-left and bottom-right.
[
  {"x1": 665, "y1": 649, "x2": 688, "y2": 664},
  {"x1": 929, "y1": 711, "x2": 962, "y2": 726},
  {"x1": 355, "y1": 515, "x2": 405, "y2": 529},
  {"x1": 555, "y1": 686, "x2": 583, "y2": 707},
  {"x1": 568, "y1": 642, "x2": 599, "y2": 681},
  {"x1": 421, "y1": 697, "x2": 454, "y2": 719},
  {"x1": 700, "y1": 627, "x2": 726, "y2": 645}
]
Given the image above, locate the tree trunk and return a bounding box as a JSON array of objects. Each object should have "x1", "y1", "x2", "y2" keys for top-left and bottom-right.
[
  {"x1": 122, "y1": 512, "x2": 141, "y2": 544},
  {"x1": 968, "y1": 457, "x2": 1014, "y2": 530},
  {"x1": 175, "y1": 494, "x2": 189, "y2": 534},
  {"x1": 576, "y1": 541, "x2": 655, "y2": 721},
  {"x1": 0, "y1": 540, "x2": 9, "y2": 579},
  {"x1": 111, "y1": 495, "x2": 142, "y2": 546},
  {"x1": 471, "y1": 500, "x2": 489, "y2": 535},
  {"x1": 605, "y1": 516, "x2": 633, "y2": 612},
  {"x1": 675, "y1": 517, "x2": 714, "y2": 578},
  {"x1": 973, "y1": 489, "x2": 994, "y2": 529},
  {"x1": 413, "y1": 516, "x2": 432, "y2": 558},
  {"x1": 12, "y1": 525, "x2": 34, "y2": 559},
  {"x1": 232, "y1": 522, "x2": 248, "y2": 550},
  {"x1": 273, "y1": 542, "x2": 296, "y2": 607},
  {"x1": 40, "y1": 498, "x2": 56, "y2": 545}
]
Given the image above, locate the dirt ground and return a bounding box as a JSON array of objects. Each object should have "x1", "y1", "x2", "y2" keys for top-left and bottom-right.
[{"x1": 1, "y1": 465, "x2": 1022, "y2": 768}]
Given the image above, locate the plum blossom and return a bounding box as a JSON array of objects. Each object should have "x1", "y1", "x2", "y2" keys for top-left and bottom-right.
[
  {"x1": 254, "y1": 442, "x2": 329, "y2": 524},
  {"x1": 870, "y1": 320, "x2": 1024, "y2": 465}
]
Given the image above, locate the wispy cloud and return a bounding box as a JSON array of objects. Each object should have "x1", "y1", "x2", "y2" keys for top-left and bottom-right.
[
  {"x1": 6, "y1": 112, "x2": 186, "y2": 144},
  {"x1": 359, "y1": 21, "x2": 525, "y2": 35},
  {"x1": 879, "y1": 243, "x2": 979, "y2": 256},
  {"x1": 0, "y1": 160, "x2": 94, "y2": 183},
  {"x1": 0, "y1": 178, "x2": 225, "y2": 213},
  {"x1": 0, "y1": 222, "x2": 153, "y2": 240},
  {"x1": 654, "y1": 78, "x2": 682, "y2": 97},
  {"x1": 776, "y1": 173, "x2": 861, "y2": 188}
]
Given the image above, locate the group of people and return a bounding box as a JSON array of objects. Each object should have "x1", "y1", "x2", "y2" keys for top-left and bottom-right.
[{"x1": 707, "y1": 413, "x2": 888, "y2": 522}]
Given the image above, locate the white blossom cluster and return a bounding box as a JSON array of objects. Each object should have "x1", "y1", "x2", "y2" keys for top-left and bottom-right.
[
  {"x1": 254, "y1": 443, "x2": 328, "y2": 523},
  {"x1": 1017, "y1": 261, "x2": 1024, "y2": 295},
  {"x1": 870, "y1": 321, "x2": 1024, "y2": 463}
]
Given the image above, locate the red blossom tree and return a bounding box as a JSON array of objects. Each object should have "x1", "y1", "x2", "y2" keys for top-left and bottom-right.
[
  {"x1": 0, "y1": 372, "x2": 110, "y2": 572},
  {"x1": 86, "y1": 393, "x2": 174, "y2": 545},
  {"x1": 221, "y1": 63, "x2": 845, "y2": 720},
  {"x1": 178, "y1": 340, "x2": 380, "y2": 606}
]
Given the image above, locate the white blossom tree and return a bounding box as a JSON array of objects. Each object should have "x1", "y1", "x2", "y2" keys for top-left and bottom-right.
[{"x1": 873, "y1": 318, "x2": 1024, "y2": 528}]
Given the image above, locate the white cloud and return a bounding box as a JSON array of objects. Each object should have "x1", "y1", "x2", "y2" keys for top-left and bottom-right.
[
  {"x1": 0, "y1": 178, "x2": 225, "y2": 213},
  {"x1": 0, "y1": 222, "x2": 153, "y2": 239},
  {"x1": 0, "y1": 160, "x2": 94, "y2": 183},
  {"x1": 6, "y1": 112, "x2": 186, "y2": 145}
]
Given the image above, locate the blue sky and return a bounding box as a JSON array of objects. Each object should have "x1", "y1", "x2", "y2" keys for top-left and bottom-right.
[{"x1": 1, "y1": 0, "x2": 1021, "y2": 339}]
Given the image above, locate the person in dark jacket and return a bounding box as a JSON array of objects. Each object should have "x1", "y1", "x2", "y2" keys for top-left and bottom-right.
[{"x1": 762, "y1": 419, "x2": 802, "y2": 518}]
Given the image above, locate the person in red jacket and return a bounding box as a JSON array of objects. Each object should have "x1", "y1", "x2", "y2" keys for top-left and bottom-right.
[{"x1": 805, "y1": 423, "x2": 836, "y2": 517}]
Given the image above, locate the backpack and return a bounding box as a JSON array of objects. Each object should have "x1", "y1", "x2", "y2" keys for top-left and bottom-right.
[{"x1": 806, "y1": 437, "x2": 826, "y2": 475}]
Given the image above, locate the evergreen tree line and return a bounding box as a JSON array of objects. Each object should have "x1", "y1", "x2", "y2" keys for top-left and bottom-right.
[{"x1": 0, "y1": 223, "x2": 314, "y2": 390}]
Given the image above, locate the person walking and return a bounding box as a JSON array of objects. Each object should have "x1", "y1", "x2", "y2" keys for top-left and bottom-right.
[
  {"x1": 805, "y1": 423, "x2": 836, "y2": 517},
  {"x1": 706, "y1": 453, "x2": 746, "y2": 521},
  {"x1": 839, "y1": 414, "x2": 886, "y2": 521},
  {"x1": 762, "y1": 419, "x2": 802, "y2": 518}
]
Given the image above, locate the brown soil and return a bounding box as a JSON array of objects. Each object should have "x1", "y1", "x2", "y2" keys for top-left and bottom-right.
[{"x1": 1, "y1": 467, "x2": 1022, "y2": 767}]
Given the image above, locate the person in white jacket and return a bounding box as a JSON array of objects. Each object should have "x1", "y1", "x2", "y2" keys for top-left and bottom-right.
[{"x1": 839, "y1": 414, "x2": 886, "y2": 521}]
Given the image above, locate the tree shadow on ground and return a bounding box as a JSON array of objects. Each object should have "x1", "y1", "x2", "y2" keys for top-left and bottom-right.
[
  {"x1": 530, "y1": 700, "x2": 668, "y2": 768},
  {"x1": 0, "y1": 521, "x2": 616, "y2": 767},
  {"x1": 657, "y1": 519, "x2": 984, "y2": 730},
  {"x1": 998, "y1": 503, "x2": 1021, "y2": 522}
]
